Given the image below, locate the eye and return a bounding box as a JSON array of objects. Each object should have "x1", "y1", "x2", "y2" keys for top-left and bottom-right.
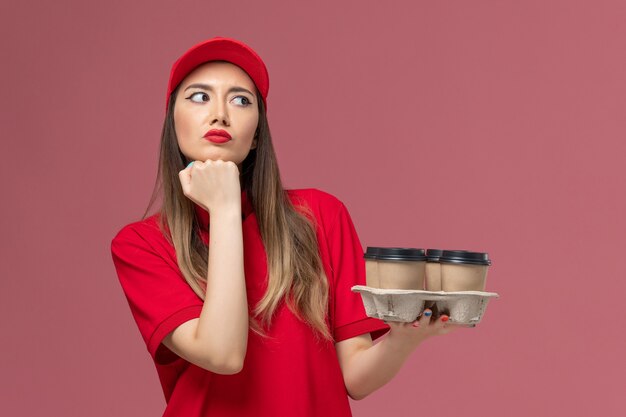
[
  {"x1": 232, "y1": 96, "x2": 252, "y2": 106},
  {"x1": 187, "y1": 92, "x2": 208, "y2": 103}
]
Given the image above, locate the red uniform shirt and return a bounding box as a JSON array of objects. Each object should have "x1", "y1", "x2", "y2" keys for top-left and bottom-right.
[{"x1": 110, "y1": 188, "x2": 389, "y2": 416}]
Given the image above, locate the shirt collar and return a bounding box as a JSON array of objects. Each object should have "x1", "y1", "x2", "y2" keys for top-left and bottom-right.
[{"x1": 194, "y1": 190, "x2": 253, "y2": 229}]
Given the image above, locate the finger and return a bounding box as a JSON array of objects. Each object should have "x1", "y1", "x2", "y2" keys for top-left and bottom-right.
[
  {"x1": 178, "y1": 169, "x2": 191, "y2": 195},
  {"x1": 439, "y1": 323, "x2": 461, "y2": 335},
  {"x1": 417, "y1": 309, "x2": 432, "y2": 327},
  {"x1": 411, "y1": 312, "x2": 421, "y2": 327},
  {"x1": 433, "y1": 314, "x2": 450, "y2": 331}
]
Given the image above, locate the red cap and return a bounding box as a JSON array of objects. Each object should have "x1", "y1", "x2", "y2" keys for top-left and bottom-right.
[{"x1": 165, "y1": 36, "x2": 269, "y2": 113}]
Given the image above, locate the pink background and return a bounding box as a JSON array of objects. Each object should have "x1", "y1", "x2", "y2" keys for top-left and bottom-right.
[{"x1": 2, "y1": 1, "x2": 625, "y2": 416}]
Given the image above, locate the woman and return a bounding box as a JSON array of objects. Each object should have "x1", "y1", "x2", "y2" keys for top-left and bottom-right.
[{"x1": 111, "y1": 36, "x2": 457, "y2": 417}]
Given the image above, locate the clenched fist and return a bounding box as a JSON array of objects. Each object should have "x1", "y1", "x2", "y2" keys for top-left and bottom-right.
[{"x1": 179, "y1": 159, "x2": 242, "y2": 215}]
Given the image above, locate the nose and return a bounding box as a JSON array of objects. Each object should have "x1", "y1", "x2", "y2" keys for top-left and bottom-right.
[{"x1": 209, "y1": 98, "x2": 229, "y2": 126}]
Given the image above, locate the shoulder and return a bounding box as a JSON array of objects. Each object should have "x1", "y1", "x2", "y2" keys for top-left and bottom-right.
[
  {"x1": 110, "y1": 213, "x2": 168, "y2": 253},
  {"x1": 286, "y1": 188, "x2": 345, "y2": 211},
  {"x1": 286, "y1": 188, "x2": 349, "y2": 230}
]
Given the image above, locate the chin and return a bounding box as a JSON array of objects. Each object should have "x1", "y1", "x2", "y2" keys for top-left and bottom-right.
[{"x1": 201, "y1": 153, "x2": 242, "y2": 164}]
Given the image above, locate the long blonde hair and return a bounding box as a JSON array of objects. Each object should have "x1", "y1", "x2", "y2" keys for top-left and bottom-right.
[{"x1": 142, "y1": 86, "x2": 333, "y2": 342}]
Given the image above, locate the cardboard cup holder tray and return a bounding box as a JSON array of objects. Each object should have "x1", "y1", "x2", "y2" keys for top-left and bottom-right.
[{"x1": 351, "y1": 285, "x2": 499, "y2": 326}]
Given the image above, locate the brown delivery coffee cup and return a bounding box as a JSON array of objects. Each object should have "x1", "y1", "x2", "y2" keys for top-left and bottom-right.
[
  {"x1": 425, "y1": 249, "x2": 443, "y2": 291},
  {"x1": 363, "y1": 247, "x2": 381, "y2": 288},
  {"x1": 439, "y1": 250, "x2": 491, "y2": 292},
  {"x1": 364, "y1": 247, "x2": 426, "y2": 290}
]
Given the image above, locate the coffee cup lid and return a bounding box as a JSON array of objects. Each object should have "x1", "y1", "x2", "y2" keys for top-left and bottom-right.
[
  {"x1": 426, "y1": 248, "x2": 444, "y2": 262},
  {"x1": 364, "y1": 247, "x2": 380, "y2": 259},
  {"x1": 439, "y1": 250, "x2": 491, "y2": 266},
  {"x1": 364, "y1": 247, "x2": 426, "y2": 261}
]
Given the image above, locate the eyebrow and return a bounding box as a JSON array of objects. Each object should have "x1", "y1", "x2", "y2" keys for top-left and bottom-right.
[{"x1": 183, "y1": 83, "x2": 254, "y2": 97}]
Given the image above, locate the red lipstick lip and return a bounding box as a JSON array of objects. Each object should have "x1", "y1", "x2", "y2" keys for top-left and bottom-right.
[
  {"x1": 205, "y1": 135, "x2": 230, "y2": 144},
  {"x1": 204, "y1": 129, "x2": 232, "y2": 139}
]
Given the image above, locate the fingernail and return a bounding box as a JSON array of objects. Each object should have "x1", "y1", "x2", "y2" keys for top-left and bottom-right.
[
  {"x1": 441, "y1": 316, "x2": 449, "y2": 322},
  {"x1": 424, "y1": 310, "x2": 432, "y2": 317},
  {"x1": 186, "y1": 161, "x2": 194, "y2": 168},
  {"x1": 412, "y1": 322, "x2": 420, "y2": 327}
]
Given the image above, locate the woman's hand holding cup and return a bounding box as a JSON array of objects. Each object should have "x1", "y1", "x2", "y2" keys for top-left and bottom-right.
[{"x1": 384, "y1": 310, "x2": 461, "y2": 352}]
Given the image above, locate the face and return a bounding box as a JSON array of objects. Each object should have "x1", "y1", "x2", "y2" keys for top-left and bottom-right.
[{"x1": 173, "y1": 61, "x2": 260, "y2": 169}]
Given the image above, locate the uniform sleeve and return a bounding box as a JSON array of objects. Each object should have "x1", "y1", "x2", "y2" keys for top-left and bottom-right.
[
  {"x1": 110, "y1": 225, "x2": 204, "y2": 365},
  {"x1": 327, "y1": 203, "x2": 390, "y2": 343}
]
